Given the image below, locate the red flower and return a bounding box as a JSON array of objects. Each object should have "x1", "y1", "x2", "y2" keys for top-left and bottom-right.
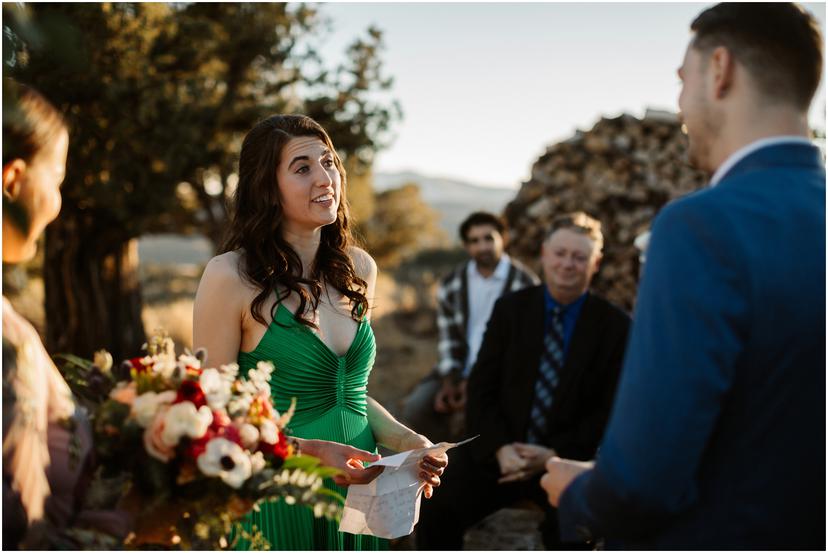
[
  {"x1": 183, "y1": 411, "x2": 242, "y2": 460},
  {"x1": 175, "y1": 380, "x2": 207, "y2": 408},
  {"x1": 270, "y1": 431, "x2": 290, "y2": 460},
  {"x1": 185, "y1": 366, "x2": 202, "y2": 378},
  {"x1": 129, "y1": 357, "x2": 149, "y2": 373},
  {"x1": 184, "y1": 431, "x2": 213, "y2": 459},
  {"x1": 209, "y1": 410, "x2": 241, "y2": 445},
  {"x1": 210, "y1": 409, "x2": 231, "y2": 430}
]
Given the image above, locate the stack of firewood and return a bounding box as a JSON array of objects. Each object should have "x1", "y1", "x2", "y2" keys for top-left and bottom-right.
[{"x1": 504, "y1": 109, "x2": 708, "y2": 311}]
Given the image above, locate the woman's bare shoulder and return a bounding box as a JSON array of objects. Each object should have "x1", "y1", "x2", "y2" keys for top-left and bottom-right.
[
  {"x1": 348, "y1": 246, "x2": 377, "y2": 281},
  {"x1": 200, "y1": 251, "x2": 254, "y2": 292}
]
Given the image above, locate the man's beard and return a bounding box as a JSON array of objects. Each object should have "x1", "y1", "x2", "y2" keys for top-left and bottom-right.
[
  {"x1": 686, "y1": 101, "x2": 722, "y2": 175},
  {"x1": 687, "y1": 136, "x2": 710, "y2": 172},
  {"x1": 474, "y1": 252, "x2": 497, "y2": 270}
]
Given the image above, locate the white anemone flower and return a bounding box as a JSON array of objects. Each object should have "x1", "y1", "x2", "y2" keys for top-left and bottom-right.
[
  {"x1": 197, "y1": 438, "x2": 252, "y2": 489},
  {"x1": 200, "y1": 368, "x2": 232, "y2": 410},
  {"x1": 132, "y1": 390, "x2": 177, "y2": 427},
  {"x1": 161, "y1": 402, "x2": 213, "y2": 446},
  {"x1": 239, "y1": 423, "x2": 260, "y2": 449},
  {"x1": 259, "y1": 419, "x2": 279, "y2": 444}
]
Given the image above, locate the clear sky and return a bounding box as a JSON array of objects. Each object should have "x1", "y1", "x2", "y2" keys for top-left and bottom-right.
[{"x1": 311, "y1": 2, "x2": 826, "y2": 189}]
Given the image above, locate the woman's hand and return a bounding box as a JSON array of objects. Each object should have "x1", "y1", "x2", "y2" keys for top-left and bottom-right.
[
  {"x1": 401, "y1": 433, "x2": 448, "y2": 499},
  {"x1": 298, "y1": 439, "x2": 384, "y2": 487},
  {"x1": 419, "y1": 452, "x2": 448, "y2": 498}
]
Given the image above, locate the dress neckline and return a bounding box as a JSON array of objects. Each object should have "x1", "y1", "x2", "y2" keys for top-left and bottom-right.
[
  {"x1": 278, "y1": 302, "x2": 365, "y2": 359},
  {"x1": 240, "y1": 302, "x2": 365, "y2": 359}
]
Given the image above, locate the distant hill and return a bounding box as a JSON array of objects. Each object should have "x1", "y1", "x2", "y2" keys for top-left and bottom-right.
[{"x1": 374, "y1": 171, "x2": 517, "y2": 241}]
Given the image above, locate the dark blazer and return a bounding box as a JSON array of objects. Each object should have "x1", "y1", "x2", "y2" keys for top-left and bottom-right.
[
  {"x1": 466, "y1": 286, "x2": 631, "y2": 464},
  {"x1": 558, "y1": 142, "x2": 826, "y2": 549}
]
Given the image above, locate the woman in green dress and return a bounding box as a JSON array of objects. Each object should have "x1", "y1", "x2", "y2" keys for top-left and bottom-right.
[{"x1": 193, "y1": 115, "x2": 448, "y2": 550}]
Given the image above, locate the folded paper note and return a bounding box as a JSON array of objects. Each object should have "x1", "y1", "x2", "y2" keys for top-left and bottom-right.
[{"x1": 338, "y1": 436, "x2": 478, "y2": 539}]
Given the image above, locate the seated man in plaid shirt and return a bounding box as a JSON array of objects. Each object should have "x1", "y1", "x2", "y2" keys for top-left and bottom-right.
[{"x1": 402, "y1": 211, "x2": 539, "y2": 443}]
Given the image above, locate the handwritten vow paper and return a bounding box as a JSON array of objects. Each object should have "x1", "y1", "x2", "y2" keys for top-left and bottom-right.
[{"x1": 339, "y1": 436, "x2": 477, "y2": 539}]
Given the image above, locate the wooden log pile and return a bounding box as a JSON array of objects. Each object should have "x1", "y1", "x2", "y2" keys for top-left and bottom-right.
[{"x1": 503, "y1": 109, "x2": 708, "y2": 311}]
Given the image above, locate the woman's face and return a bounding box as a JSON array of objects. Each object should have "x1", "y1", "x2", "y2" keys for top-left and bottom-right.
[
  {"x1": 275, "y1": 136, "x2": 341, "y2": 234},
  {"x1": 2, "y1": 128, "x2": 68, "y2": 263}
]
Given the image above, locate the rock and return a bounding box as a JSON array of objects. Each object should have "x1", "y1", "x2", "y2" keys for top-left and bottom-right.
[{"x1": 463, "y1": 508, "x2": 545, "y2": 551}]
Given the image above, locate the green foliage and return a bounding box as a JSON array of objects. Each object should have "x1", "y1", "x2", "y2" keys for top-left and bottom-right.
[
  {"x1": 56, "y1": 353, "x2": 118, "y2": 409},
  {"x1": 3, "y1": 2, "x2": 400, "y2": 247}
]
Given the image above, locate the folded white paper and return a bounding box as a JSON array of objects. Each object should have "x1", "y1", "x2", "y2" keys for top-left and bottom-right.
[{"x1": 338, "y1": 436, "x2": 477, "y2": 539}]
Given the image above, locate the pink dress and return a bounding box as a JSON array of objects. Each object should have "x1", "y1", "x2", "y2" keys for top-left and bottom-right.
[{"x1": 2, "y1": 297, "x2": 129, "y2": 548}]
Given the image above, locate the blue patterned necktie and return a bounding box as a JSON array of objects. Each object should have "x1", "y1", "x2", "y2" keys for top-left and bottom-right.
[{"x1": 526, "y1": 306, "x2": 565, "y2": 444}]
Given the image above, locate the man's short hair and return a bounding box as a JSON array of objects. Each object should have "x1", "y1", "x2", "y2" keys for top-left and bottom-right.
[
  {"x1": 459, "y1": 211, "x2": 506, "y2": 243},
  {"x1": 690, "y1": 3, "x2": 823, "y2": 111},
  {"x1": 546, "y1": 212, "x2": 604, "y2": 252}
]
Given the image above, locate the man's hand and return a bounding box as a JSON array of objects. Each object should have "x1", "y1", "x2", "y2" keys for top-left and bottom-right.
[
  {"x1": 498, "y1": 442, "x2": 555, "y2": 483},
  {"x1": 434, "y1": 377, "x2": 466, "y2": 413},
  {"x1": 448, "y1": 379, "x2": 467, "y2": 412},
  {"x1": 495, "y1": 443, "x2": 528, "y2": 481},
  {"x1": 299, "y1": 439, "x2": 385, "y2": 487},
  {"x1": 540, "y1": 456, "x2": 594, "y2": 507}
]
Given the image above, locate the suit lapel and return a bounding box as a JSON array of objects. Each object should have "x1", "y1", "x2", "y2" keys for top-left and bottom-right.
[{"x1": 517, "y1": 286, "x2": 547, "y2": 429}]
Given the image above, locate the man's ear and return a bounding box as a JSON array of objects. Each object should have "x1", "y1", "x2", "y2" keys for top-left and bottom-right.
[
  {"x1": 2, "y1": 160, "x2": 26, "y2": 201},
  {"x1": 709, "y1": 46, "x2": 735, "y2": 100}
]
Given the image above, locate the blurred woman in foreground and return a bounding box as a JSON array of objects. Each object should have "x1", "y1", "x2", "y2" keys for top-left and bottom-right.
[{"x1": 2, "y1": 82, "x2": 128, "y2": 549}]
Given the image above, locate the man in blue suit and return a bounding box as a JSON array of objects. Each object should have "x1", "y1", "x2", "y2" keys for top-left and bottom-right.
[{"x1": 541, "y1": 3, "x2": 825, "y2": 549}]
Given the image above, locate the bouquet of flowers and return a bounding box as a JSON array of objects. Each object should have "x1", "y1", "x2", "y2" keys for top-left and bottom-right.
[{"x1": 58, "y1": 331, "x2": 342, "y2": 549}]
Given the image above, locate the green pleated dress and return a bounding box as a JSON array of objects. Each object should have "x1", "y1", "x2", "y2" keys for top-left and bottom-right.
[{"x1": 234, "y1": 303, "x2": 388, "y2": 551}]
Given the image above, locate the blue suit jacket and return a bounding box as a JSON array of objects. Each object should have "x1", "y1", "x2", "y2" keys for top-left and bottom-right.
[{"x1": 558, "y1": 142, "x2": 826, "y2": 549}]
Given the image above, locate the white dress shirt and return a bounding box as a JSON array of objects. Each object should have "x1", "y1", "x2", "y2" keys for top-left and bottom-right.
[
  {"x1": 463, "y1": 254, "x2": 511, "y2": 377},
  {"x1": 710, "y1": 136, "x2": 814, "y2": 187}
]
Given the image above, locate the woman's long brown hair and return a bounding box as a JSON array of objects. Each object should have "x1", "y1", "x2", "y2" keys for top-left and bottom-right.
[{"x1": 220, "y1": 114, "x2": 368, "y2": 328}]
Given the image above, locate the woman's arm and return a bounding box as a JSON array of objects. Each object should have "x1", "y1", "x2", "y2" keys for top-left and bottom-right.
[
  {"x1": 349, "y1": 247, "x2": 425, "y2": 450},
  {"x1": 367, "y1": 396, "x2": 430, "y2": 452},
  {"x1": 192, "y1": 254, "x2": 245, "y2": 367},
  {"x1": 366, "y1": 397, "x2": 445, "y2": 497},
  {"x1": 350, "y1": 246, "x2": 447, "y2": 494}
]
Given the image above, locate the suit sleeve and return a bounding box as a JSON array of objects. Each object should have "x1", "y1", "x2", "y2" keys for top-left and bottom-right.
[
  {"x1": 466, "y1": 297, "x2": 512, "y2": 463},
  {"x1": 551, "y1": 314, "x2": 630, "y2": 460},
  {"x1": 558, "y1": 198, "x2": 749, "y2": 541}
]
